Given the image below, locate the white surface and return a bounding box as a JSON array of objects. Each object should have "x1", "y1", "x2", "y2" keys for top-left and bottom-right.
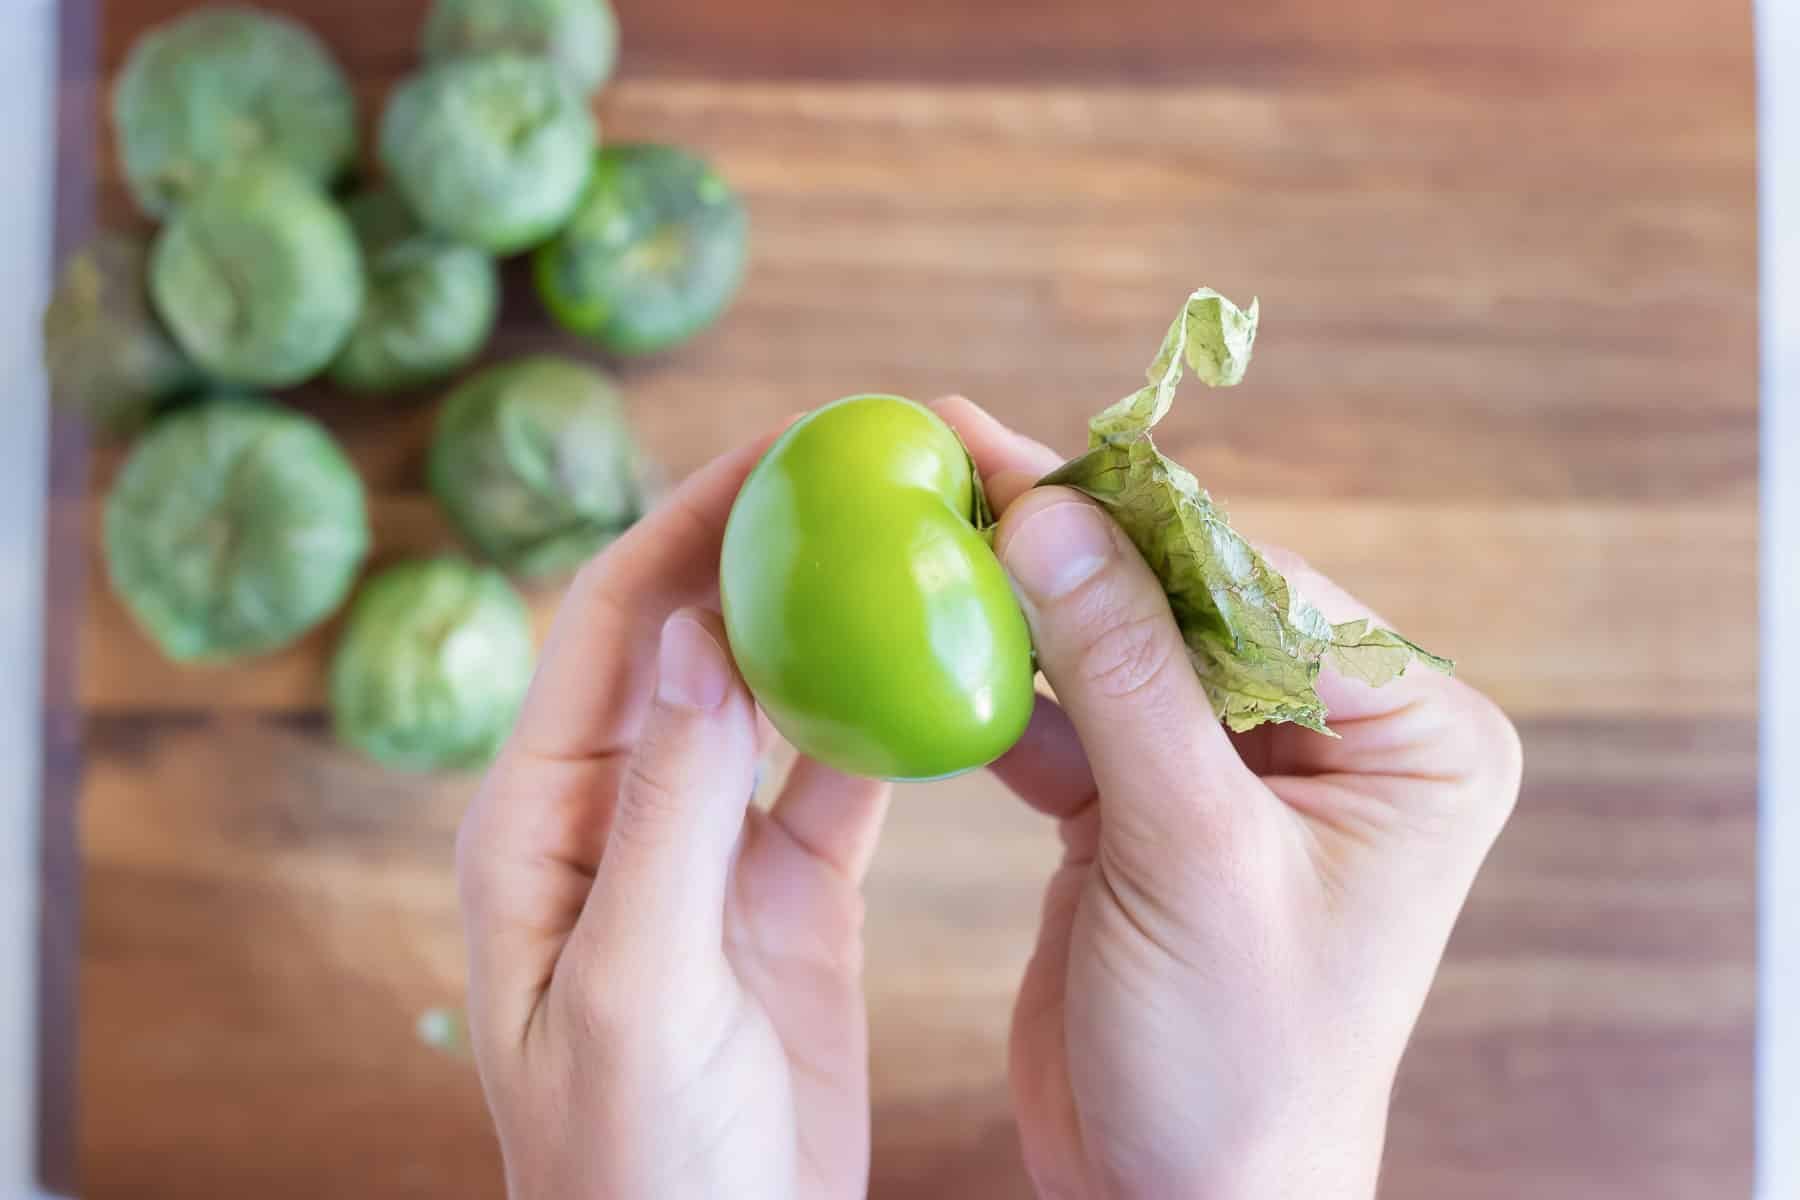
[
  {"x1": 1759, "y1": 0, "x2": 1799, "y2": 1194},
  {"x1": 0, "y1": 1, "x2": 57, "y2": 1196}
]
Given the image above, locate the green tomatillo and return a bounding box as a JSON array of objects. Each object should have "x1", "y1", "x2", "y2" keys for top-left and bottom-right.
[
  {"x1": 429, "y1": 356, "x2": 647, "y2": 579},
  {"x1": 104, "y1": 397, "x2": 370, "y2": 663},
  {"x1": 422, "y1": 0, "x2": 620, "y2": 96},
  {"x1": 41, "y1": 231, "x2": 199, "y2": 436},
  {"x1": 720, "y1": 395, "x2": 1035, "y2": 782},
  {"x1": 329, "y1": 558, "x2": 535, "y2": 771},
  {"x1": 148, "y1": 158, "x2": 364, "y2": 388},
  {"x1": 534, "y1": 144, "x2": 747, "y2": 355},
  {"x1": 111, "y1": 6, "x2": 357, "y2": 218},
  {"x1": 328, "y1": 187, "x2": 500, "y2": 393},
  {"x1": 379, "y1": 53, "x2": 596, "y2": 255}
]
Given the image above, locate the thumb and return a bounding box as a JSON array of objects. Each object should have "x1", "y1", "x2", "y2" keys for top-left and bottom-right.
[
  {"x1": 996, "y1": 488, "x2": 1259, "y2": 868},
  {"x1": 574, "y1": 608, "x2": 757, "y2": 970}
]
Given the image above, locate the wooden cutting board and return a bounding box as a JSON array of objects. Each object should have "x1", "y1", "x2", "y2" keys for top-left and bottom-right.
[{"x1": 64, "y1": 0, "x2": 1757, "y2": 1196}]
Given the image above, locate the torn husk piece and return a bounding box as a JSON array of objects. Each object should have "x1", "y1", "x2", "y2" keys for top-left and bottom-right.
[{"x1": 1034, "y1": 287, "x2": 1452, "y2": 735}]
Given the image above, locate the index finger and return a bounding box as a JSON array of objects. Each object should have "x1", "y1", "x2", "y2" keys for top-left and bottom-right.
[
  {"x1": 930, "y1": 395, "x2": 1064, "y2": 512},
  {"x1": 510, "y1": 424, "x2": 789, "y2": 763}
]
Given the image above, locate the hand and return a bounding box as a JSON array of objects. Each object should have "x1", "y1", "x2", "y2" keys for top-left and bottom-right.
[
  {"x1": 935, "y1": 397, "x2": 1523, "y2": 1200},
  {"x1": 456, "y1": 430, "x2": 891, "y2": 1200}
]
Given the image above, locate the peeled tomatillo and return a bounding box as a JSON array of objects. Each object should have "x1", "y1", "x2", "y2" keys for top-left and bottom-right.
[{"x1": 720, "y1": 396, "x2": 1036, "y2": 781}]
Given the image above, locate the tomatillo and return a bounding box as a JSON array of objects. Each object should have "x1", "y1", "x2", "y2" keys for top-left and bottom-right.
[
  {"x1": 720, "y1": 395, "x2": 1035, "y2": 781},
  {"x1": 533, "y1": 144, "x2": 747, "y2": 355}
]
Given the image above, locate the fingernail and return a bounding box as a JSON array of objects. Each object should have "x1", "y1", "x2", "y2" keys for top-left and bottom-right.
[
  {"x1": 657, "y1": 615, "x2": 731, "y2": 711},
  {"x1": 1003, "y1": 501, "x2": 1115, "y2": 601}
]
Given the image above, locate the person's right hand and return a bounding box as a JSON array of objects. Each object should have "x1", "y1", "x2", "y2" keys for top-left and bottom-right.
[{"x1": 934, "y1": 397, "x2": 1523, "y2": 1200}]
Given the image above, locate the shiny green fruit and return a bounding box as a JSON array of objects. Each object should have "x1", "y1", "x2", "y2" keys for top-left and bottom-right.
[{"x1": 720, "y1": 395, "x2": 1035, "y2": 781}]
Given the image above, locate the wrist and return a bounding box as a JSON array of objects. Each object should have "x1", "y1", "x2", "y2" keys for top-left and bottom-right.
[
  {"x1": 1193, "y1": 1084, "x2": 1389, "y2": 1200},
  {"x1": 1088, "y1": 1081, "x2": 1388, "y2": 1200}
]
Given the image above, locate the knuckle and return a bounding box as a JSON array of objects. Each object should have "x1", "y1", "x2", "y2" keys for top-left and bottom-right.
[
  {"x1": 612, "y1": 754, "x2": 688, "y2": 849},
  {"x1": 561, "y1": 924, "x2": 678, "y2": 1054},
  {"x1": 1438, "y1": 688, "x2": 1523, "y2": 830},
  {"x1": 1478, "y1": 696, "x2": 1525, "y2": 813},
  {"x1": 1072, "y1": 606, "x2": 1179, "y2": 702},
  {"x1": 453, "y1": 781, "x2": 500, "y2": 910},
  {"x1": 568, "y1": 549, "x2": 620, "y2": 609},
  {"x1": 829, "y1": 888, "x2": 869, "y2": 975},
  {"x1": 563, "y1": 957, "x2": 637, "y2": 1048}
]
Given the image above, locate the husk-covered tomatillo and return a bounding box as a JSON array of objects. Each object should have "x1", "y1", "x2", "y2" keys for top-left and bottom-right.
[
  {"x1": 104, "y1": 398, "x2": 370, "y2": 663},
  {"x1": 379, "y1": 53, "x2": 596, "y2": 255},
  {"x1": 423, "y1": 0, "x2": 620, "y2": 96},
  {"x1": 41, "y1": 232, "x2": 198, "y2": 436},
  {"x1": 430, "y1": 356, "x2": 647, "y2": 579},
  {"x1": 534, "y1": 144, "x2": 747, "y2": 356},
  {"x1": 329, "y1": 188, "x2": 500, "y2": 393},
  {"x1": 112, "y1": 6, "x2": 357, "y2": 218},
  {"x1": 329, "y1": 559, "x2": 535, "y2": 771},
  {"x1": 149, "y1": 159, "x2": 364, "y2": 388}
]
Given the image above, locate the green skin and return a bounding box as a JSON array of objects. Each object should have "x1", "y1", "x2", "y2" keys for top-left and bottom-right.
[
  {"x1": 41, "y1": 232, "x2": 198, "y2": 437},
  {"x1": 112, "y1": 6, "x2": 356, "y2": 218},
  {"x1": 429, "y1": 356, "x2": 644, "y2": 578},
  {"x1": 379, "y1": 54, "x2": 597, "y2": 256},
  {"x1": 329, "y1": 188, "x2": 500, "y2": 393},
  {"x1": 329, "y1": 560, "x2": 535, "y2": 771},
  {"x1": 720, "y1": 395, "x2": 1036, "y2": 781},
  {"x1": 423, "y1": 0, "x2": 619, "y2": 96},
  {"x1": 104, "y1": 399, "x2": 370, "y2": 663},
  {"x1": 534, "y1": 144, "x2": 748, "y2": 355},
  {"x1": 149, "y1": 160, "x2": 364, "y2": 389}
]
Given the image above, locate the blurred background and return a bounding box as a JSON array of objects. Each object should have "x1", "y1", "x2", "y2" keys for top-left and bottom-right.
[{"x1": 4, "y1": 0, "x2": 1789, "y2": 1196}]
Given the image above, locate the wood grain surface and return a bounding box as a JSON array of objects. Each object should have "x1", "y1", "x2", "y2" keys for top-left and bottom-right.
[{"x1": 68, "y1": 0, "x2": 1758, "y2": 1196}]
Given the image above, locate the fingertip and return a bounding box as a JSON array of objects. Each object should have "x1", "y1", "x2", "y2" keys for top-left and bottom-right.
[
  {"x1": 988, "y1": 693, "x2": 1097, "y2": 820},
  {"x1": 769, "y1": 755, "x2": 893, "y2": 884},
  {"x1": 931, "y1": 395, "x2": 1065, "y2": 480},
  {"x1": 981, "y1": 469, "x2": 1045, "y2": 515}
]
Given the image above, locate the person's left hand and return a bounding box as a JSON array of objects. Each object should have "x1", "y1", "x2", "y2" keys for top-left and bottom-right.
[{"x1": 456, "y1": 429, "x2": 891, "y2": 1200}]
